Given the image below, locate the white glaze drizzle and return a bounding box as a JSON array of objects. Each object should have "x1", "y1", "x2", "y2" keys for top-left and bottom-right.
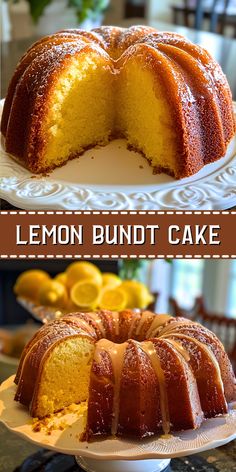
[
  {"x1": 73, "y1": 317, "x2": 96, "y2": 335},
  {"x1": 86, "y1": 312, "x2": 106, "y2": 338},
  {"x1": 163, "y1": 338, "x2": 190, "y2": 363},
  {"x1": 135, "y1": 311, "x2": 153, "y2": 336},
  {"x1": 168, "y1": 333, "x2": 224, "y2": 392},
  {"x1": 127, "y1": 313, "x2": 140, "y2": 339},
  {"x1": 112, "y1": 311, "x2": 120, "y2": 337},
  {"x1": 139, "y1": 341, "x2": 170, "y2": 434},
  {"x1": 94, "y1": 339, "x2": 128, "y2": 435},
  {"x1": 146, "y1": 314, "x2": 172, "y2": 338},
  {"x1": 158, "y1": 319, "x2": 193, "y2": 338}
]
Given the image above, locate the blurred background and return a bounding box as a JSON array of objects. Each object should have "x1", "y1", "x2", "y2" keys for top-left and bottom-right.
[
  {"x1": 1, "y1": 0, "x2": 236, "y2": 41},
  {"x1": 1, "y1": 259, "x2": 236, "y2": 322},
  {"x1": 0, "y1": 259, "x2": 235, "y2": 381}
]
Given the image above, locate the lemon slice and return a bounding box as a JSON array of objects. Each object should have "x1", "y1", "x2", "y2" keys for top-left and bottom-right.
[
  {"x1": 14, "y1": 269, "x2": 50, "y2": 302},
  {"x1": 120, "y1": 281, "x2": 154, "y2": 309},
  {"x1": 66, "y1": 261, "x2": 102, "y2": 289},
  {"x1": 102, "y1": 273, "x2": 121, "y2": 288},
  {"x1": 70, "y1": 280, "x2": 101, "y2": 310},
  {"x1": 99, "y1": 287, "x2": 127, "y2": 311}
]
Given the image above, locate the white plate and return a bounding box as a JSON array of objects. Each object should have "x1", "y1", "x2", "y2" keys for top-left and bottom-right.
[
  {"x1": 0, "y1": 100, "x2": 236, "y2": 210},
  {"x1": 0, "y1": 376, "x2": 236, "y2": 461}
]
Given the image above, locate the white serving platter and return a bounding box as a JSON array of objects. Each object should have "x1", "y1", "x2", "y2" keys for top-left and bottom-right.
[
  {"x1": 0, "y1": 100, "x2": 236, "y2": 210},
  {"x1": 1, "y1": 376, "x2": 236, "y2": 463}
]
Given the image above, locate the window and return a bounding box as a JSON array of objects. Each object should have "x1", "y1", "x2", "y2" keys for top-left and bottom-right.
[
  {"x1": 170, "y1": 260, "x2": 204, "y2": 309},
  {"x1": 151, "y1": 260, "x2": 235, "y2": 315},
  {"x1": 227, "y1": 260, "x2": 236, "y2": 318}
]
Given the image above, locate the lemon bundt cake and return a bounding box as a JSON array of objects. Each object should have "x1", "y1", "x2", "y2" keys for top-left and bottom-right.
[
  {"x1": 1, "y1": 26, "x2": 235, "y2": 179},
  {"x1": 14, "y1": 310, "x2": 236, "y2": 440}
]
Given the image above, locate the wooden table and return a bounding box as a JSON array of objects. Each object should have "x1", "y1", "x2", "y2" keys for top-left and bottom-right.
[
  {"x1": 171, "y1": 1, "x2": 236, "y2": 36},
  {"x1": 1, "y1": 20, "x2": 236, "y2": 210}
]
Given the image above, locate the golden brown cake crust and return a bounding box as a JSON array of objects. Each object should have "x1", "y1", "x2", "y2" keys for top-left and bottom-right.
[
  {"x1": 2, "y1": 26, "x2": 235, "y2": 178},
  {"x1": 15, "y1": 310, "x2": 236, "y2": 440},
  {"x1": 3, "y1": 40, "x2": 114, "y2": 173}
]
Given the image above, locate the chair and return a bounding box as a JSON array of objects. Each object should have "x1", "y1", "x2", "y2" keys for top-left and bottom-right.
[
  {"x1": 169, "y1": 295, "x2": 202, "y2": 319},
  {"x1": 103, "y1": 0, "x2": 125, "y2": 25},
  {"x1": 147, "y1": 292, "x2": 159, "y2": 312},
  {"x1": 171, "y1": 0, "x2": 236, "y2": 36},
  {"x1": 168, "y1": 295, "x2": 236, "y2": 371},
  {"x1": 124, "y1": 0, "x2": 145, "y2": 18},
  {"x1": 194, "y1": 297, "x2": 236, "y2": 364}
]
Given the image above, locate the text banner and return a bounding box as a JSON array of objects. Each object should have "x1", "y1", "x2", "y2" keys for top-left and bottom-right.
[{"x1": 0, "y1": 211, "x2": 235, "y2": 259}]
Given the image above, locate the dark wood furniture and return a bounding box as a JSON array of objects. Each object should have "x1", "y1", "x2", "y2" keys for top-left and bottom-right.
[
  {"x1": 194, "y1": 297, "x2": 236, "y2": 370},
  {"x1": 125, "y1": 0, "x2": 145, "y2": 18},
  {"x1": 169, "y1": 295, "x2": 236, "y2": 371},
  {"x1": 172, "y1": 0, "x2": 236, "y2": 37},
  {"x1": 169, "y1": 296, "x2": 202, "y2": 319},
  {"x1": 147, "y1": 292, "x2": 159, "y2": 312}
]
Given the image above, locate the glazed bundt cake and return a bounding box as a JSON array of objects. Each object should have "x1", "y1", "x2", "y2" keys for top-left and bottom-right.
[
  {"x1": 14, "y1": 310, "x2": 236, "y2": 440},
  {"x1": 1, "y1": 26, "x2": 235, "y2": 179}
]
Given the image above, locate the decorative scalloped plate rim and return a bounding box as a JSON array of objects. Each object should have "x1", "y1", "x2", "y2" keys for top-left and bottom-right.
[
  {"x1": 0, "y1": 100, "x2": 236, "y2": 210},
  {"x1": 0, "y1": 376, "x2": 236, "y2": 460}
]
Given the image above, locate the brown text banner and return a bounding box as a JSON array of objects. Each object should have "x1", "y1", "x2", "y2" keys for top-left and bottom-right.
[{"x1": 0, "y1": 211, "x2": 235, "y2": 259}]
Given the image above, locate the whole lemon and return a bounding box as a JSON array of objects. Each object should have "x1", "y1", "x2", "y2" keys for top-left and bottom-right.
[
  {"x1": 102, "y1": 273, "x2": 121, "y2": 289},
  {"x1": 55, "y1": 272, "x2": 68, "y2": 287},
  {"x1": 66, "y1": 261, "x2": 102, "y2": 289},
  {"x1": 38, "y1": 280, "x2": 68, "y2": 309},
  {"x1": 14, "y1": 270, "x2": 50, "y2": 302},
  {"x1": 120, "y1": 280, "x2": 154, "y2": 309}
]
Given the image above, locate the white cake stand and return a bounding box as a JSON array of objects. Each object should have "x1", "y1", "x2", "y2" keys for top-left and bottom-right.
[
  {"x1": 0, "y1": 376, "x2": 236, "y2": 472},
  {"x1": 1, "y1": 100, "x2": 236, "y2": 210}
]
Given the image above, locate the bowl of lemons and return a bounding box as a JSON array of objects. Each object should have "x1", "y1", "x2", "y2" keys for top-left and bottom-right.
[{"x1": 14, "y1": 262, "x2": 155, "y2": 323}]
